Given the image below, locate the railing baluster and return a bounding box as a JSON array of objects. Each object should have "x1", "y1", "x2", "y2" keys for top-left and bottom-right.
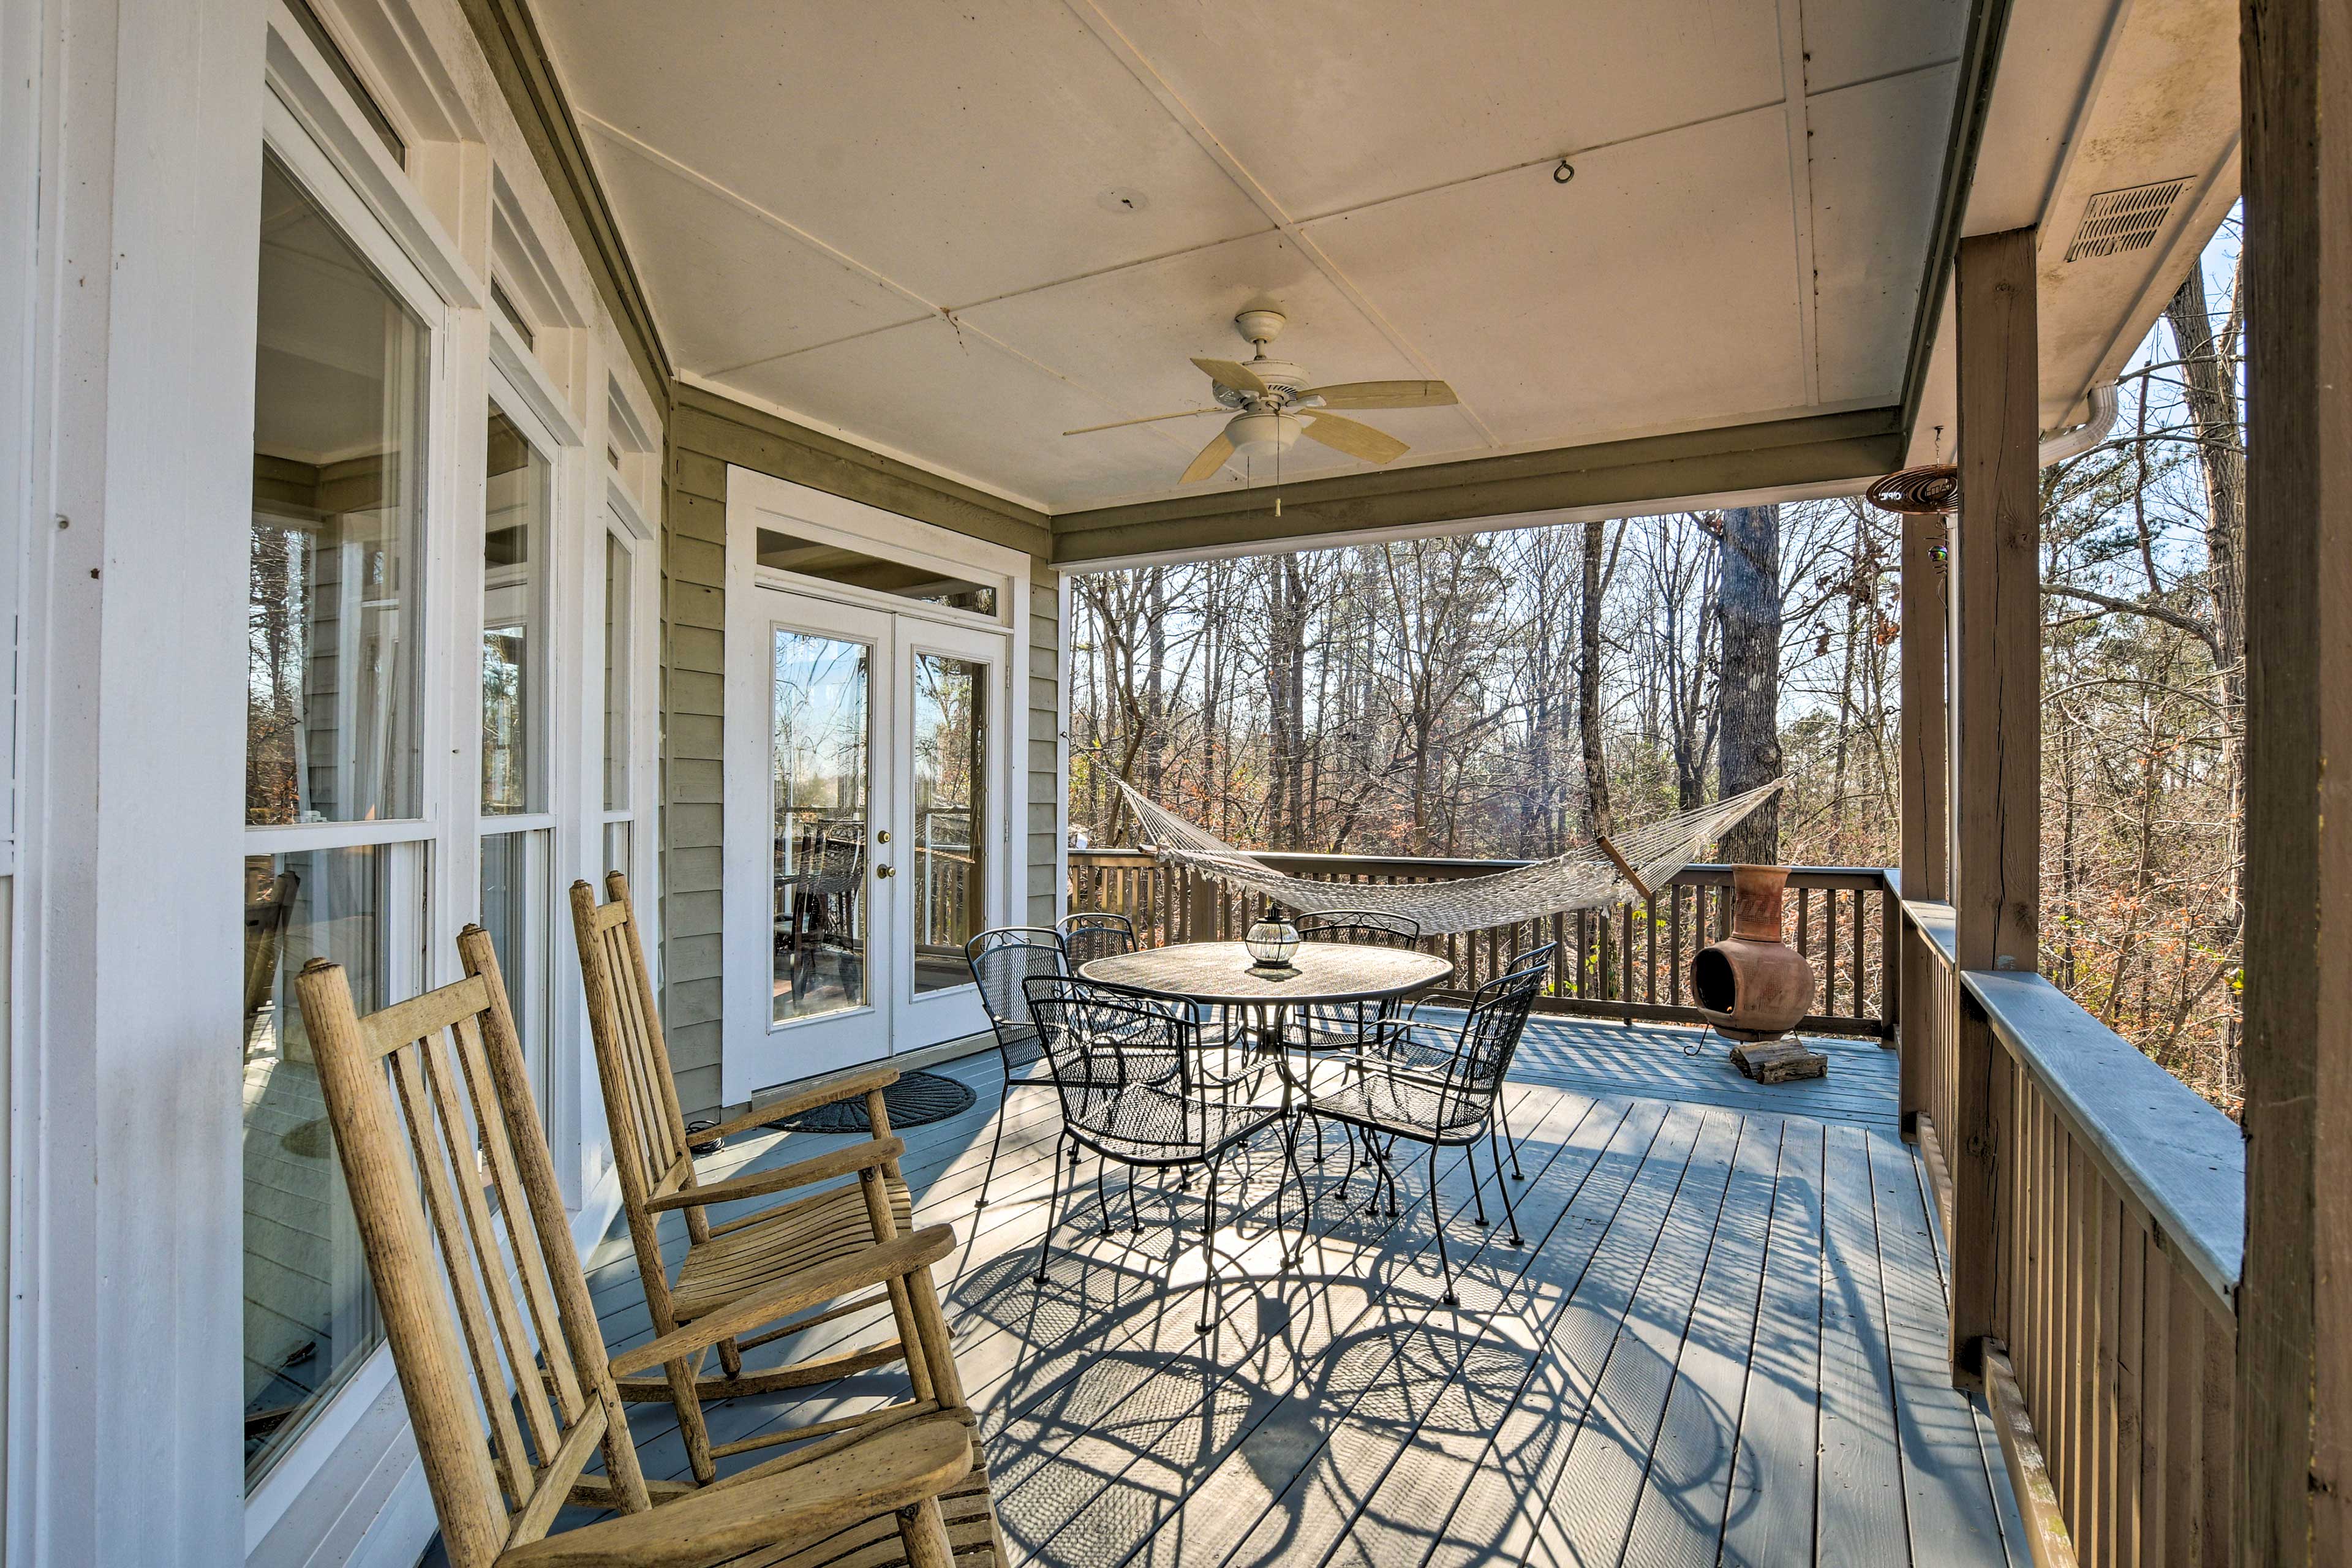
[
  {"x1": 1824, "y1": 889, "x2": 1841, "y2": 1017},
  {"x1": 1850, "y1": 883, "x2": 1866, "y2": 1023},
  {"x1": 1670, "y1": 885, "x2": 1685, "y2": 1007},
  {"x1": 1643, "y1": 891, "x2": 1657, "y2": 1005}
]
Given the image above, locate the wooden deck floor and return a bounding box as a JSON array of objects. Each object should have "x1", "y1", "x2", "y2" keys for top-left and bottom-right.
[{"x1": 567, "y1": 1016, "x2": 2026, "y2": 1567}]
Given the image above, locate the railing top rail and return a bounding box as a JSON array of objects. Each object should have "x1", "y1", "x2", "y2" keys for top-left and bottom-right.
[
  {"x1": 1964, "y1": 969, "x2": 2244, "y2": 1313},
  {"x1": 1900, "y1": 896, "x2": 1959, "y2": 968}
]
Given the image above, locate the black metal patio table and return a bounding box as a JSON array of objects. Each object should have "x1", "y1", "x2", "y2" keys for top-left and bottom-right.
[{"x1": 1077, "y1": 940, "x2": 1453, "y2": 1144}]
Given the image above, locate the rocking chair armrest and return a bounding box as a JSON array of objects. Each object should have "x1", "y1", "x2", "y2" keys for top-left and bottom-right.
[
  {"x1": 611, "y1": 1224, "x2": 956, "y2": 1377},
  {"x1": 698, "y1": 1062, "x2": 901, "y2": 1142},
  {"x1": 647, "y1": 1136, "x2": 906, "y2": 1213},
  {"x1": 499, "y1": 1412, "x2": 974, "y2": 1568}
]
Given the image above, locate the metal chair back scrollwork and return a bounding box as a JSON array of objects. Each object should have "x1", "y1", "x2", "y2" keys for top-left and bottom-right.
[
  {"x1": 1056, "y1": 910, "x2": 1136, "y2": 971},
  {"x1": 1295, "y1": 908, "x2": 1423, "y2": 948}
]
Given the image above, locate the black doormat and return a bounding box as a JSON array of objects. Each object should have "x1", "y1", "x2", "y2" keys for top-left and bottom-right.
[{"x1": 764, "y1": 1069, "x2": 976, "y2": 1135}]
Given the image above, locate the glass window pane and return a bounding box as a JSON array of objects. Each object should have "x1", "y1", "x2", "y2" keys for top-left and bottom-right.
[
  {"x1": 478, "y1": 827, "x2": 548, "y2": 1110},
  {"x1": 603, "y1": 530, "x2": 630, "y2": 813},
  {"x1": 911, "y1": 654, "x2": 986, "y2": 995},
  {"x1": 242, "y1": 845, "x2": 409, "y2": 1483},
  {"x1": 481, "y1": 409, "x2": 548, "y2": 815},
  {"x1": 753, "y1": 526, "x2": 997, "y2": 616},
  {"x1": 249, "y1": 151, "x2": 426, "y2": 827},
  {"x1": 772, "y1": 631, "x2": 869, "y2": 1024}
]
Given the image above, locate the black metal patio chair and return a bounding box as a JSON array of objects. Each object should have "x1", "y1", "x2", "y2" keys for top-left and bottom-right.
[
  {"x1": 1297, "y1": 960, "x2": 1548, "y2": 1305},
  {"x1": 1022, "y1": 974, "x2": 1301, "y2": 1332},
  {"x1": 1057, "y1": 910, "x2": 1136, "y2": 971},
  {"x1": 1287, "y1": 908, "x2": 1425, "y2": 1052},
  {"x1": 1361, "y1": 940, "x2": 1556, "y2": 1181},
  {"x1": 965, "y1": 926, "x2": 1070, "y2": 1209}
]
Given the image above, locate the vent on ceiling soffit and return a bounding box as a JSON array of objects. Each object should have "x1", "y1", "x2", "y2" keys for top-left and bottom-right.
[{"x1": 2065, "y1": 178, "x2": 2192, "y2": 262}]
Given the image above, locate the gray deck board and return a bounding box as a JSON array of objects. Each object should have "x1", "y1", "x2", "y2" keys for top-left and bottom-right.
[
  {"x1": 1815, "y1": 1125, "x2": 1912, "y2": 1567},
  {"x1": 1719, "y1": 1121, "x2": 1826, "y2": 1568},
  {"x1": 470, "y1": 1015, "x2": 2018, "y2": 1567}
]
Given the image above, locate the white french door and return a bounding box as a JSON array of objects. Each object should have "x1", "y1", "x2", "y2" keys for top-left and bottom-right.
[
  {"x1": 890, "y1": 614, "x2": 1001, "y2": 1049},
  {"x1": 725, "y1": 583, "x2": 1009, "y2": 1092}
]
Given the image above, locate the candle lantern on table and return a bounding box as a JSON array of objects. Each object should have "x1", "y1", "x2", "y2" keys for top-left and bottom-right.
[{"x1": 1243, "y1": 903, "x2": 1301, "y2": 977}]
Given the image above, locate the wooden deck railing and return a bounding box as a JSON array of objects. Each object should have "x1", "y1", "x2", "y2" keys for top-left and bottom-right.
[
  {"x1": 1896, "y1": 892, "x2": 2244, "y2": 1567},
  {"x1": 1068, "y1": 848, "x2": 1893, "y2": 1036}
]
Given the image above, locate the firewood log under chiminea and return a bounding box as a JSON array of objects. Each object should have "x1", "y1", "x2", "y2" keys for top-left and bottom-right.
[{"x1": 1693, "y1": 864, "x2": 1816, "y2": 1042}]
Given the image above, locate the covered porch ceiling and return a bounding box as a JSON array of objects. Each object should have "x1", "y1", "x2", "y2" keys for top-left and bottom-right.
[{"x1": 532, "y1": 0, "x2": 2240, "y2": 565}]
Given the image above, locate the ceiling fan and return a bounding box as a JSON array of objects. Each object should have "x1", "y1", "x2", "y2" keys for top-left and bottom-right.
[{"x1": 1063, "y1": 300, "x2": 1457, "y2": 484}]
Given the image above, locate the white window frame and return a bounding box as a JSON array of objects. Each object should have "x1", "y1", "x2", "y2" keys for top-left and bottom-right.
[
  {"x1": 601, "y1": 477, "x2": 662, "y2": 946},
  {"x1": 241, "y1": 76, "x2": 461, "y2": 1513}
]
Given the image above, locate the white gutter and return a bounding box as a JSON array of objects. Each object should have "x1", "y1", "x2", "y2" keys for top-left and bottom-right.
[{"x1": 2038, "y1": 380, "x2": 2121, "y2": 466}]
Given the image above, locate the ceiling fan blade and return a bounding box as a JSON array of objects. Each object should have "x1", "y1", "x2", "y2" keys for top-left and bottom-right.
[
  {"x1": 1302, "y1": 379, "x2": 1458, "y2": 409},
  {"x1": 1302, "y1": 412, "x2": 1409, "y2": 465},
  {"x1": 1191, "y1": 356, "x2": 1268, "y2": 396},
  {"x1": 1180, "y1": 430, "x2": 1237, "y2": 484},
  {"x1": 1063, "y1": 406, "x2": 1226, "y2": 437}
]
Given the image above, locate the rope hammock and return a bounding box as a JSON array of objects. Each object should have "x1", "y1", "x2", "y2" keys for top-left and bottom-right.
[{"x1": 1112, "y1": 777, "x2": 1785, "y2": 938}]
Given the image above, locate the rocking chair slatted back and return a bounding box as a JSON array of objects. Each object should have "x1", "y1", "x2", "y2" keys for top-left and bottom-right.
[
  {"x1": 293, "y1": 927, "x2": 651, "y2": 1568},
  {"x1": 570, "y1": 873, "x2": 701, "y2": 1237}
]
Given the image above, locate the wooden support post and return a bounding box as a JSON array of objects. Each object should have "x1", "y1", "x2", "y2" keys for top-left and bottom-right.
[
  {"x1": 1186, "y1": 869, "x2": 1216, "y2": 944},
  {"x1": 2238, "y1": 0, "x2": 2351, "y2": 1556},
  {"x1": 1949, "y1": 225, "x2": 2040, "y2": 1387},
  {"x1": 1899, "y1": 508, "x2": 1950, "y2": 1120}
]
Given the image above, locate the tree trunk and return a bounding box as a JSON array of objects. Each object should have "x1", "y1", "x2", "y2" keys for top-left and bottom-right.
[
  {"x1": 1716, "y1": 503, "x2": 1783, "y2": 862},
  {"x1": 1142, "y1": 568, "x2": 1167, "y2": 798},
  {"x1": 1578, "y1": 519, "x2": 1612, "y2": 837},
  {"x1": 2164, "y1": 270, "x2": 2248, "y2": 942}
]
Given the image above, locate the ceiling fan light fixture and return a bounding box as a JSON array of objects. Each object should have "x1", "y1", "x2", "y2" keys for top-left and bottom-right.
[{"x1": 1225, "y1": 409, "x2": 1301, "y2": 461}]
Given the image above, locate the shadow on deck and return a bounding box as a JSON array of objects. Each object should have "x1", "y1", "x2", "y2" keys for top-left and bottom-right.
[{"x1": 570, "y1": 1016, "x2": 2027, "y2": 1567}]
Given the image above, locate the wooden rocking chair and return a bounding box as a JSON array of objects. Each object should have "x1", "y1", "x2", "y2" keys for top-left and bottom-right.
[
  {"x1": 570, "y1": 872, "x2": 938, "y2": 1487},
  {"x1": 292, "y1": 929, "x2": 1001, "y2": 1567}
]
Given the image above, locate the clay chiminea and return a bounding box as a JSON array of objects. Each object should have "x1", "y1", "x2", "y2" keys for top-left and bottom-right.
[{"x1": 1693, "y1": 865, "x2": 1816, "y2": 1041}]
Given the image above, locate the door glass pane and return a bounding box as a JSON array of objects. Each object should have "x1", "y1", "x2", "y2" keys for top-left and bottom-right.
[
  {"x1": 772, "y1": 630, "x2": 869, "y2": 1024},
  {"x1": 911, "y1": 653, "x2": 986, "y2": 995},
  {"x1": 248, "y1": 151, "x2": 426, "y2": 827},
  {"x1": 479, "y1": 827, "x2": 548, "y2": 1110},
  {"x1": 603, "y1": 530, "x2": 631, "y2": 812},
  {"x1": 241, "y1": 845, "x2": 407, "y2": 1483},
  {"x1": 481, "y1": 409, "x2": 547, "y2": 815}
]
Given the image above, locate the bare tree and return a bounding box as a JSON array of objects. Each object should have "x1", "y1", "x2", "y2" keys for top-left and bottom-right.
[{"x1": 1715, "y1": 503, "x2": 1782, "y2": 861}]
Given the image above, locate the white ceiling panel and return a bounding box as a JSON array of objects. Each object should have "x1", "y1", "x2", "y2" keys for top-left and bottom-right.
[
  {"x1": 1806, "y1": 66, "x2": 1958, "y2": 405},
  {"x1": 723, "y1": 317, "x2": 1220, "y2": 509},
  {"x1": 1300, "y1": 105, "x2": 1807, "y2": 448},
  {"x1": 955, "y1": 228, "x2": 1486, "y2": 469},
  {"x1": 1089, "y1": 0, "x2": 1785, "y2": 219},
  {"x1": 536, "y1": 1, "x2": 1981, "y2": 514},
  {"x1": 1798, "y1": 0, "x2": 1969, "y2": 94},
  {"x1": 537, "y1": 0, "x2": 1268, "y2": 308},
  {"x1": 585, "y1": 126, "x2": 928, "y2": 372}
]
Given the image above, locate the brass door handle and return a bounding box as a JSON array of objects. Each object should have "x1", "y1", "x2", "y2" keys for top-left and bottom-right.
[{"x1": 875, "y1": 864, "x2": 895, "y2": 879}]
